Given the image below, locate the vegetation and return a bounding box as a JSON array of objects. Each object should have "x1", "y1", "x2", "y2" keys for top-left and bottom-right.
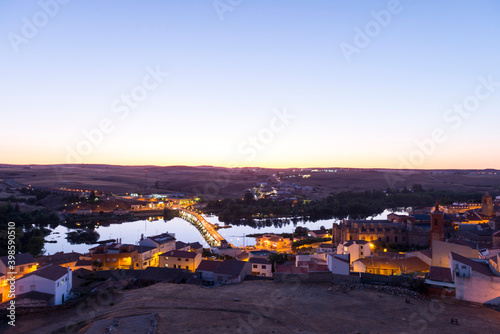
[
  {"x1": 292, "y1": 237, "x2": 331, "y2": 251},
  {"x1": 206, "y1": 187, "x2": 487, "y2": 225},
  {"x1": 163, "y1": 207, "x2": 179, "y2": 221},
  {"x1": 267, "y1": 252, "x2": 288, "y2": 272},
  {"x1": 66, "y1": 229, "x2": 100, "y2": 244},
  {"x1": 0, "y1": 202, "x2": 59, "y2": 256}
]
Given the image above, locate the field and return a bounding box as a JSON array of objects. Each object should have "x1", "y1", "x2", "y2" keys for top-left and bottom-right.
[
  {"x1": 4, "y1": 281, "x2": 500, "y2": 334},
  {"x1": 1, "y1": 164, "x2": 500, "y2": 200}
]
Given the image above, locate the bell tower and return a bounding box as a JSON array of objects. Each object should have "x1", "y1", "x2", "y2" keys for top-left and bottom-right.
[
  {"x1": 430, "y1": 201, "x2": 444, "y2": 248},
  {"x1": 482, "y1": 192, "x2": 493, "y2": 217}
]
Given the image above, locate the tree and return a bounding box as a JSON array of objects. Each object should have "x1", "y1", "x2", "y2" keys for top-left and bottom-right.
[
  {"x1": 163, "y1": 207, "x2": 178, "y2": 221},
  {"x1": 243, "y1": 192, "x2": 255, "y2": 204},
  {"x1": 268, "y1": 253, "x2": 288, "y2": 272}
]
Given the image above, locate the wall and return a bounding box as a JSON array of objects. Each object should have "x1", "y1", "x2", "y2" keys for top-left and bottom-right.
[
  {"x1": 455, "y1": 271, "x2": 500, "y2": 305},
  {"x1": 327, "y1": 255, "x2": 349, "y2": 275},
  {"x1": 360, "y1": 273, "x2": 408, "y2": 286},
  {"x1": 431, "y1": 240, "x2": 479, "y2": 268},
  {"x1": 250, "y1": 263, "x2": 272, "y2": 277},
  {"x1": 160, "y1": 253, "x2": 201, "y2": 272}
]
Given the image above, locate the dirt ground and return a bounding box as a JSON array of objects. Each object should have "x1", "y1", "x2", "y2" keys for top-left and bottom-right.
[{"x1": 4, "y1": 281, "x2": 500, "y2": 334}]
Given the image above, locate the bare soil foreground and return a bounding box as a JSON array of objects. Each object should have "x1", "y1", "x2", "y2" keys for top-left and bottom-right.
[{"x1": 5, "y1": 281, "x2": 500, "y2": 334}]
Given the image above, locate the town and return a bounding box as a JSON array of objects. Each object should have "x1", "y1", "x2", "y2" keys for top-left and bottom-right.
[{"x1": 2, "y1": 180, "x2": 500, "y2": 332}]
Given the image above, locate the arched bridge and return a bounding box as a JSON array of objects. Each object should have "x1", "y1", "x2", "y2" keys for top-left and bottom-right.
[{"x1": 178, "y1": 208, "x2": 226, "y2": 248}]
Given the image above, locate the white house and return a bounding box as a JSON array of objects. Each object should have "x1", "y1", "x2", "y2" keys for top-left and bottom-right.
[
  {"x1": 134, "y1": 245, "x2": 158, "y2": 269},
  {"x1": 196, "y1": 260, "x2": 222, "y2": 283},
  {"x1": 0, "y1": 253, "x2": 37, "y2": 280},
  {"x1": 337, "y1": 240, "x2": 371, "y2": 265},
  {"x1": 249, "y1": 258, "x2": 272, "y2": 277},
  {"x1": 196, "y1": 260, "x2": 251, "y2": 285},
  {"x1": 451, "y1": 252, "x2": 500, "y2": 306},
  {"x1": 139, "y1": 233, "x2": 176, "y2": 254},
  {"x1": 15, "y1": 264, "x2": 72, "y2": 306},
  {"x1": 327, "y1": 254, "x2": 350, "y2": 275}
]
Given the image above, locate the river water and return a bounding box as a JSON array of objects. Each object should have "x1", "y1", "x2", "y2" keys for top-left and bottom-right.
[{"x1": 43, "y1": 209, "x2": 406, "y2": 255}]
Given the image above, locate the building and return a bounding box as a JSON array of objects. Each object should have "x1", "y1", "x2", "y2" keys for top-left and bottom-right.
[
  {"x1": 134, "y1": 245, "x2": 159, "y2": 270},
  {"x1": 315, "y1": 243, "x2": 335, "y2": 253},
  {"x1": 89, "y1": 243, "x2": 139, "y2": 270},
  {"x1": 249, "y1": 258, "x2": 272, "y2": 277},
  {"x1": 189, "y1": 242, "x2": 204, "y2": 253},
  {"x1": 0, "y1": 253, "x2": 37, "y2": 280},
  {"x1": 15, "y1": 264, "x2": 72, "y2": 306},
  {"x1": 255, "y1": 234, "x2": 291, "y2": 251},
  {"x1": 212, "y1": 261, "x2": 251, "y2": 284},
  {"x1": 332, "y1": 219, "x2": 429, "y2": 248},
  {"x1": 430, "y1": 201, "x2": 445, "y2": 249},
  {"x1": 336, "y1": 240, "x2": 371, "y2": 265},
  {"x1": 352, "y1": 257, "x2": 429, "y2": 276},
  {"x1": 327, "y1": 254, "x2": 350, "y2": 275},
  {"x1": 431, "y1": 240, "x2": 480, "y2": 268},
  {"x1": 36, "y1": 252, "x2": 84, "y2": 271},
  {"x1": 159, "y1": 250, "x2": 201, "y2": 272},
  {"x1": 451, "y1": 252, "x2": 500, "y2": 306},
  {"x1": 196, "y1": 260, "x2": 222, "y2": 282},
  {"x1": 482, "y1": 192, "x2": 494, "y2": 217},
  {"x1": 196, "y1": 260, "x2": 251, "y2": 285},
  {"x1": 307, "y1": 229, "x2": 330, "y2": 239},
  {"x1": 139, "y1": 233, "x2": 176, "y2": 254}
]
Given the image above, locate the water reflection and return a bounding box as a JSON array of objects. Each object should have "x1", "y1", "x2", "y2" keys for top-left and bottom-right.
[{"x1": 43, "y1": 209, "x2": 404, "y2": 255}]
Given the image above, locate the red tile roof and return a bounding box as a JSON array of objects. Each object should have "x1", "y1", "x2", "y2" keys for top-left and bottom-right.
[
  {"x1": 21, "y1": 264, "x2": 69, "y2": 281},
  {"x1": 196, "y1": 260, "x2": 222, "y2": 272},
  {"x1": 161, "y1": 250, "x2": 198, "y2": 259},
  {"x1": 451, "y1": 252, "x2": 494, "y2": 277},
  {"x1": 429, "y1": 266, "x2": 453, "y2": 283},
  {"x1": 249, "y1": 258, "x2": 270, "y2": 265},
  {"x1": 0, "y1": 253, "x2": 36, "y2": 267}
]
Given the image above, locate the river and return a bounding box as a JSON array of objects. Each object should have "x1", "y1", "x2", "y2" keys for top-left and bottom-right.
[{"x1": 42, "y1": 209, "x2": 407, "y2": 255}]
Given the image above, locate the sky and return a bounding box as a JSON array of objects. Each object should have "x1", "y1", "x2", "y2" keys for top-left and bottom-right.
[{"x1": 1, "y1": 0, "x2": 500, "y2": 169}]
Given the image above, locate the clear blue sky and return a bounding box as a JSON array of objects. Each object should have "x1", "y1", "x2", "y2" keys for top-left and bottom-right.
[{"x1": 1, "y1": 0, "x2": 499, "y2": 169}]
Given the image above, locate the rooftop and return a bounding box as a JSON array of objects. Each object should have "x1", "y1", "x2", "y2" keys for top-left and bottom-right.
[
  {"x1": 16, "y1": 291, "x2": 54, "y2": 301},
  {"x1": 213, "y1": 260, "x2": 248, "y2": 277},
  {"x1": 36, "y1": 251, "x2": 82, "y2": 266},
  {"x1": 0, "y1": 253, "x2": 36, "y2": 267},
  {"x1": 147, "y1": 233, "x2": 176, "y2": 244},
  {"x1": 134, "y1": 245, "x2": 157, "y2": 254},
  {"x1": 161, "y1": 250, "x2": 199, "y2": 259},
  {"x1": 429, "y1": 266, "x2": 453, "y2": 283},
  {"x1": 249, "y1": 258, "x2": 270, "y2": 265},
  {"x1": 21, "y1": 264, "x2": 69, "y2": 281},
  {"x1": 196, "y1": 260, "x2": 222, "y2": 272},
  {"x1": 450, "y1": 252, "x2": 494, "y2": 277}
]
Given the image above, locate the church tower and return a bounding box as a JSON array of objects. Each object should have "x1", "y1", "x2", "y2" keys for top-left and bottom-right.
[
  {"x1": 482, "y1": 192, "x2": 494, "y2": 217},
  {"x1": 430, "y1": 201, "x2": 444, "y2": 248}
]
